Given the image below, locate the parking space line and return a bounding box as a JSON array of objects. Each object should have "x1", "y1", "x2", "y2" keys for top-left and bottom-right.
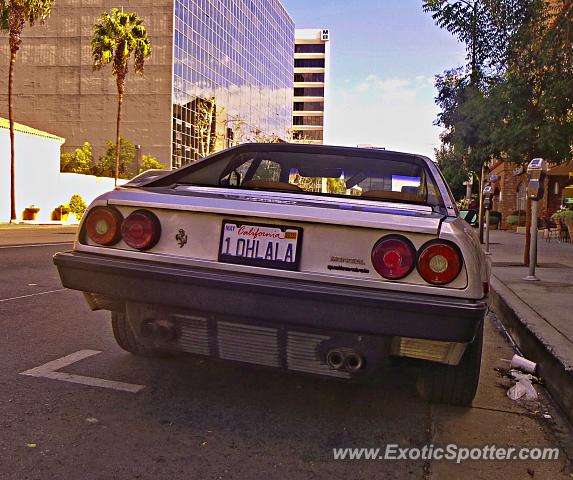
[
  {"x1": 0, "y1": 289, "x2": 68, "y2": 303},
  {"x1": 20, "y1": 350, "x2": 146, "y2": 393}
]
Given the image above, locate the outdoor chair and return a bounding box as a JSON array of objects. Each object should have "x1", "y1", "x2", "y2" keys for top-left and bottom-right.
[{"x1": 559, "y1": 221, "x2": 571, "y2": 243}]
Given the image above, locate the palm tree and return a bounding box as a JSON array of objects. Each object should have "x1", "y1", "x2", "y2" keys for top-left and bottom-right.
[
  {"x1": 91, "y1": 8, "x2": 151, "y2": 186},
  {"x1": 0, "y1": 0, "x2": 55, "y2": 222}
]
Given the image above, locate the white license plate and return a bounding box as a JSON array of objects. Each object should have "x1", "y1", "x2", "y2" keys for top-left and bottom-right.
[{"x1": 218, "y1": 221, "x2": 303, "y2": 271}]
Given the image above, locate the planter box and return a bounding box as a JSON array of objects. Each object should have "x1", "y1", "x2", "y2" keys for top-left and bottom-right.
[{"x1": 22, "y1": 210, "x2": 39, "y2": 221}]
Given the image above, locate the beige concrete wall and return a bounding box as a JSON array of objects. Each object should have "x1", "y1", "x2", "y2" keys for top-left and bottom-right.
[{"x1": 0, "y1": 0, "x2": 174, "y2": 166}]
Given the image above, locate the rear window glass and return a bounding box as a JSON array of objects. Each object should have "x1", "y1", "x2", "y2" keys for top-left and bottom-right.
[{"x1": 164, "y1": 150, "x2": 443, "y2": 207}]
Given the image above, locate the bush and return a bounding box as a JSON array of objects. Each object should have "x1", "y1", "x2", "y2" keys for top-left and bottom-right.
[
  {"x1": 138, "y1": 155, "x2": 166, "y2": 173},
  {"x1": 92, "y1": 137, "x2": 135, "y2": 179},
  {"x1": 69, "y1": 194, "x2": 87, "y2": 219},
  {"x1": 60, "y1": 142, "x2": 93, "y2": 174},
  {"x1": 551, "y1": 209, "x2": 573, "y2": 224},
  {"x1": 507, "y1": 210, "x2": 526, "y2": 226}
]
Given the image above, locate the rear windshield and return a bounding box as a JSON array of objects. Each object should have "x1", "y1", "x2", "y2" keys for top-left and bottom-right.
[{"x1": 158, "y1": 150, "x2": 443, "y2": 208}]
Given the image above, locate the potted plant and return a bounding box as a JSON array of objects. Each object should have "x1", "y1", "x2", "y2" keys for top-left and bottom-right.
[
  {"x1": 52, "y1": 204, "x2": 71, "y2": 222},
  {"x1": 506, "y1": 210, "x2": 526, "y2": 230},
  {"x1": 551, "y1": 209, "x2": 573, "y2": 240},
  {"x1": 22, "y1": 205, "x2": 40, "y2": 221},
  {"x1": 488, "y1": 211, "x2": 501, "y2": 230}
]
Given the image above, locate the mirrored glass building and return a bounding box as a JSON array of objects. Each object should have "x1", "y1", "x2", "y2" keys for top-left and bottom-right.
[
  {"x1": 0, "y1": 0, "x2": 294, "y2": 169},
  {"x1": 172, "y1": 0, "x2": 294, "y2": 167}
]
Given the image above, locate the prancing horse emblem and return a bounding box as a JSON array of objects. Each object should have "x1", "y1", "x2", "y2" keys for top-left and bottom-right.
[{"x1": 175, "y1": 229, "x2": 188, "y2": 248}]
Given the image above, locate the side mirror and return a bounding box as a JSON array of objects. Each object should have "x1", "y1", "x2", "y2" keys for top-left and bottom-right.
[{"x1": 459, "y1": 209, "x2": 478, "y2": 227}]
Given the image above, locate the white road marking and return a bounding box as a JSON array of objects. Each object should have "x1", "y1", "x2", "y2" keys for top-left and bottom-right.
[
  {"x1": 0, "y1": 242, "x2": 73, "y2": 249},
  {"x1": 0, "y1": 289, "x2": 67, "y2": 303},
  {"x1": 20, "y1": 350, "x2": 146, "y2": 393}
]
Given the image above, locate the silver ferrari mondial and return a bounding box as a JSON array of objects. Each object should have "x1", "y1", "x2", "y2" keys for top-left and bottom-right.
[{"x1": 54, "y1": 143, "x2": 490, "y2": 406}]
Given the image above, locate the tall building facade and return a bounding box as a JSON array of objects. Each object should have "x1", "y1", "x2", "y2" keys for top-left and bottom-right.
[
  {"x1": 0, "y1": 0, "x2": 294, "y2": 169},
  {"x1": 292, "y1": 28, "x2": 330, "y2": 144}
]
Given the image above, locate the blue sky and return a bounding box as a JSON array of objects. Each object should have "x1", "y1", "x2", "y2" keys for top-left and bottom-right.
[{"x1": 281, "y1": 0, "x2": 467, "y2": 158}]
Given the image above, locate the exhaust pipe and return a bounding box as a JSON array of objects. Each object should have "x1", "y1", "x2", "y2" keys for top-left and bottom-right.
[
  {"x1": 140, "y1": 319, "x2": 178, "y2": 341},
  {"x1": 344, "y1": 353, "x2": 364, "y2": 372},
  {"x1": 326, "y1": 349, "x2": 346, "y2": 370}
]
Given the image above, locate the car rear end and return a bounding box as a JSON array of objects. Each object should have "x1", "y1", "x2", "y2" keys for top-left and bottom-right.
[{"x1": 54, "y1": 144, "x2": 489, "y2": 404}]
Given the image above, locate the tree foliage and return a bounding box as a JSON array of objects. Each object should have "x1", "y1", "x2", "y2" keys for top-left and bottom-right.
[
  {"x1": 60, "y1": 141, "x2": 93, "y2": 174},
  {"x1": 92, "y1": 137, "x2": 135, "y2": 179},
  {"x1": 68, "y1": 194, "x2": 87, "y2": 219},
  {"x1": 91, "y1": 8, "x2": 151, "y2": 185},
  {"x1": 435, "y1": 144, "x2": 471, "y2": 200},
  {"x1": 423, "y1": 0, "x2": 529, "y2": 84},
  {"x1": 138, "y1": 154, "x2": 165, "y2": 173}
]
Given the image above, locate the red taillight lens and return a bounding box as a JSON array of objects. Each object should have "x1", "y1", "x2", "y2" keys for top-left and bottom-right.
[
  {"x1": 85, "y1": 207, "x2": 123, "y2": 246},
  {"x1": 371, "y1": 235, "x2": 416, "y2": 280},
  {"x1": 121, "y1": 209, "x2": 161, "y2": 250},
  {"x1": 417, "y1": 241, "x2": 462, "y2": 285}
]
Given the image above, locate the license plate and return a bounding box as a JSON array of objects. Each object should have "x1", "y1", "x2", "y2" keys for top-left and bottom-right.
[{"x1": 218, "y1": 221, "x2": 303, "y2": 271}]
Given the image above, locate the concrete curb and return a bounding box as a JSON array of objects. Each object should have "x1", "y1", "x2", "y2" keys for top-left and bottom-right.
[{"x1": 490, "y1": 275, "x2": 573, "y2": 424}]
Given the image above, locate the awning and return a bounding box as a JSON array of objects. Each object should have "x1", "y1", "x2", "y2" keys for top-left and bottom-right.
[{"x1": 548, "y1": 161, "x2": 573, "y2": 176}]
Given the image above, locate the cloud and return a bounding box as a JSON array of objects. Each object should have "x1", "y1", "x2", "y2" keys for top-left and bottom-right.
[{"x1": 326, "y1": 74, "x2": 441, "y2": 159}]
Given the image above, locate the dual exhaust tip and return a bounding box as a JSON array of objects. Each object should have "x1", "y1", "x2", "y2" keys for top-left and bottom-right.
[
  {"x1": 326, "y1": 349, "x2": 364, "y2": 372},
  {"x1": 140, "y1": 320, "x2": 178, "y2": 342}
]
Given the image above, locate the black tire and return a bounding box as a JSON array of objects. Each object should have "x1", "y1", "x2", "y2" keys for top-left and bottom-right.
[
  {"x1": 417, "y1": 321, "x2": 483, "y2": 406},
  {"x1": 111, "y1": 311, "x2": 169, "y2": 358}
]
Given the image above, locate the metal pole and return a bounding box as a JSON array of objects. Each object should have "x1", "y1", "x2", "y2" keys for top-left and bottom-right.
[
  {"x1": 485, "y1": 210, "x2": 491, "y2": 254},
  {"x1": 524, "y1": 200, "x2": 539, "y2": 281},
  {"x1": 478, "y1": 165, "x2": 485, "y2": 243}
]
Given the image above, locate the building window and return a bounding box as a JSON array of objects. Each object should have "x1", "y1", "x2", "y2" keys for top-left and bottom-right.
[
  {"x1": 295, "y1": 44, "x2": 325, "y2": 54},
  {"x1": 293, "y1": 116, "x2": 323, "y2": 126},
  {"x1": 294, "y1": 87, "x2": 324, "y2": 97},
  {"x1": 516, "y1": 182, "x2": 526, "y2": 212},
  {"x1": 294, "y1": 58, "x2": 325, "y2": 68},
  {"x1": 293, "y1": 130, "x2": 323, "y2": 141},
  {"x1": 554, "y1": 182, "x2": 560, "y2": 195},
  {"x1": 294, "y1": 72, "x2": 325, "y2": 83},
  {"x1": 294, "y1": 101, "x2": 324, "y2": 111}
]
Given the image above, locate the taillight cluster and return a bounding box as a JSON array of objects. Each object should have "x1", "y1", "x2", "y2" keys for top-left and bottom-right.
[
  {"x1": 371, "y1": 235, "x2": 463, "y2": 286},
  {"x1": 84, "y1": 207, "x2": 161, "y2": 251}
]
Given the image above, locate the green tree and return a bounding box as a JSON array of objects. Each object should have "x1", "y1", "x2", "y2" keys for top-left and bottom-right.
[
  {"x1": 138, "y1": 154, "x2": 165, "y2": 173},
  {"x1": 0, "y1": 0, "x2": 55, "y2": 222},
  {"x1": 92, "y1": 137, "x2": 135, "y2": 179},
  {"x1": 435, "y1": 144, "x2": 471, "y2": 200},
  {"x1": 91, "y1": 8, "x2": 151, "y2": 186},
  {"x1": 60, "y1": 141, "x2": 93, "y2": 174},
  {"x1": 485, "y1": 0, "x2": 573, "y2": 263},
  {"x1": 68, "y1": 194, "x2": 87, "y2": 219}
]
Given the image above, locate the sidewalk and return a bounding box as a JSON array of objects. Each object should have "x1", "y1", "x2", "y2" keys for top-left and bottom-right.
[
  {"x1": 0, "y1": 224, "x2": 77, "y2": 246},
  {"x1": 487, "y1": 229, "x2": 573, "y2": 422}
]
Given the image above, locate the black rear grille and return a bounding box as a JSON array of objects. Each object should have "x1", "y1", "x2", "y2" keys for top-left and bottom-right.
[{"x1": 172, "y1": 314, "x2": 351, "y2": 378}]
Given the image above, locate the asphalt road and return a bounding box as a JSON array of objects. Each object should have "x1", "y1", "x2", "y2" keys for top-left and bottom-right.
[{"x1": 0, "y1": 232, "x2": 572, "y2": 479}]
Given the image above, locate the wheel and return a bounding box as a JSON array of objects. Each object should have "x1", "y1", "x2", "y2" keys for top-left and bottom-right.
[
  {"x1": 111, "y1": 311, "x2": 170, "y2": 358},
  {"x1": 417, "y1": 321, "x2": 483, "y2": 406}
]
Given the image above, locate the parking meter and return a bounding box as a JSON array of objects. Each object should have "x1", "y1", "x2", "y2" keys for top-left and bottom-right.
[
  {"x1": 524, "y1": 158, "x2": 547, "y2": 281},
  {"x1": 482, "y1": 184, "x2": 494, "y2": 254},
  {"x1": 483, "y1": 184, "x2": 494, "y2": 210},
  {"x1": 526, "y1": 158, "x2": 548, "y2": 200}
]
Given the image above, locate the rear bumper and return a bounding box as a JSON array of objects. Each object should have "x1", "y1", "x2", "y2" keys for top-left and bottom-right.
[{"x1": 53, "y1": 251, "x2": 487, "y2": 343}]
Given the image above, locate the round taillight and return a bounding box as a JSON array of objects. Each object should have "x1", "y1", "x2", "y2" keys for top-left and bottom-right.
[
  {"x1": 371, "y1": 235, "x2": 416, "y2": 280},
  {"x1": 85, "y1": 207, "x2": 123, "y2": 246},
  {"x1": 121, "y1": 209, "x2": 161, "y2": 250},
  {"x1": 417, "y1": 241, "x2": 462, "y2": 285}
]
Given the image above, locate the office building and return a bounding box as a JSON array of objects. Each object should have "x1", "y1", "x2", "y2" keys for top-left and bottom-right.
[
  {"x1": 0, "y1": 0, "x2": 294, "y2": 168},
  {"x1": 292, "y1": 28, "x2": 330, "y2": 144}
]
